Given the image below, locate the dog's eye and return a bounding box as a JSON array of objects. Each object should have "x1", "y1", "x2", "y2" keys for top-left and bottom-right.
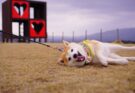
[
  {"x1": 68, "y1": 57, "x2": 71, "y2": 61},
  {"x1": 71, "y1": 49, "x2": 73, "y2": 52}
]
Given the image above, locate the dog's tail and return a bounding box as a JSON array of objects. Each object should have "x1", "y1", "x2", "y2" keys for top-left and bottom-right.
[{"x1": 107, "y1": 43, "x2": 135, "y2": 52}]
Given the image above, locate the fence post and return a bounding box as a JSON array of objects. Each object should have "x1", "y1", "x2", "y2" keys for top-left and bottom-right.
[
  {"x1": 39, "y1": 38, "x2": 41, "y2": 42},
  {"x1": 18, "y1": 22, "x2": 21, "y2": 42},
  {"x1": 11, "y1": 34, "x2": 13, "y2": 43},
  {"x1": 85, "y1": 30, "x2": 88, "y2": 40},
  {"x1": 62, "y1": 32, "x2": 64, "y2": 42},
  {"x1": 44, "y1": 38, "x2": 47, "y2": 42},
  {"x1": 33, "y1": 38, "x2": 36, "y2": 42},
  {"x1": 52, "y1": 32, "x2": 54, "y2": 43},
  {"x1": 116, "y1": 29, "x2": 120, "y2": 41},
  {"x1": 72, "y1": 31, "x2": 75, "y2": 42},
  {"x1": 100, "y1": 29, "x2": 103, "y2": 41},
  {"x1": 28, "y1": 36, "x2": 30, "y2": 43},
  {"x1": 2, "y1": 32, "x2": 5, "y2": 42}
]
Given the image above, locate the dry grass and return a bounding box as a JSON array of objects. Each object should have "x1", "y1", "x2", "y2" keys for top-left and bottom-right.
[{"x1": 0, "y1": 43, "x2": 135, "y2": 93}]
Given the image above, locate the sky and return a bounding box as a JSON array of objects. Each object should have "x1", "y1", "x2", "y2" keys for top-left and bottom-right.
[{"x1": 0, "y1": 0, "x2": 135, "y2": 37}]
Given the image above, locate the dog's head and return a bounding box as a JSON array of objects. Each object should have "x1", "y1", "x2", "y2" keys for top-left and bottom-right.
[{"x1": 58, "y1": 41, "x2": 88, "y2": 67}]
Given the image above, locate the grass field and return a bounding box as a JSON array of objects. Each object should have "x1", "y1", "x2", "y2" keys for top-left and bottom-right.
[{"x1": 0, "y1": 43, "x2": 135, "y2": 93}]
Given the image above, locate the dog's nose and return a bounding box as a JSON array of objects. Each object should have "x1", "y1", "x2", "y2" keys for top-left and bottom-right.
[{"x1": 73, "y1": 54, "x2": 78, "y2": 58}]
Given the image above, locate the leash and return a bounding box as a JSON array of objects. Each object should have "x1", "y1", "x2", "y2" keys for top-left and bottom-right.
[
  {"x1": 0, "y1": 31, "x2": 63, "y2": 52},
  {"x1": 33, "y1": 40, "x2": 63, "y2": 52}
]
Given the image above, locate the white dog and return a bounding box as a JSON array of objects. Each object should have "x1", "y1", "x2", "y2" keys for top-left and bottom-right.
[{"x1": 58, "y1": 40, "x2": 135, "y2": 67}]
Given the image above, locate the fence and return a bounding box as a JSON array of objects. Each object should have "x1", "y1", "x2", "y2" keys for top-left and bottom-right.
[
  {"x1": 0, "y1": 28, "x2": 135, "y2": 43},
  {"x1": 47, "y1": 28, "x2": 135, "y2": 43}
]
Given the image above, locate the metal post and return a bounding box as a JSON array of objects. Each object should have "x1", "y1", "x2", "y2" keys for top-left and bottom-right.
[
  {"x1": 100, "y1": 29, "x2": 102, "y2": 41},
  {"x1": 18, "y1": 22, "x2": 21, "y2": 42},
  {"x1": 52, "y1": 32, "x2": 54, "y2": 43},
  {"x1": 62, "y1": 32, "x2": 64, "y2": 42},
  {"x1": 44, "y1": 38, "x2": 47, "y2": 42},
  {"x1": 85, "y1": 30, "x2": 87, "y2": 40},
  {"x1": 2, "y1": 32, "x2": 5, "y2": 42},
  {"x1": 11, "y1": 34, "x2": 13, "y2": 43},
  {"x1": 28, "y1": 37, "x2": 30, "y2": 43},
  {"x1": 18, "y1": 7, "x2": 21, "y2": 42},
  {"x1": 39, "y1": 38, "x2": 41, "y2": 42},
  {"x1": 117, "y1": 29, "x2": 120, "y2": 41},
  {"x1": 72, "y1": 31, "x2": 74, "y2": 42},
  {"x1": 34, "y1": 38, "x2": 36, "y2": 42}
]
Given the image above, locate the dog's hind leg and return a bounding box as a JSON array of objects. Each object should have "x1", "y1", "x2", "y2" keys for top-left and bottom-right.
[
  {"x1": 109, "y1": 53, "x2": 135, "y2": 62},
  {"x1": 107, "y1": 57, "x2": 128, "y2": 65},
  {"x1": 124, "y1": 57, "x2": 135, "y2": 61},
  {"x1": 107, "y1": 44, "x2": 135, "y2": 52},
  {"x1": 109, "y1": 53, "x2": 122, "y2": 59},
  {"x1": 108, "y1": 53, "x2": 128, "y2": 65}
]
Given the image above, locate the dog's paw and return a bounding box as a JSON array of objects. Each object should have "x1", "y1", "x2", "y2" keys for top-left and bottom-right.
[
  {"x1": 101, "y1": 62, "x2": 108, "y2": 67},
  {"x1": 121, "y1": 59, "x2": 128, "y2": 64}
]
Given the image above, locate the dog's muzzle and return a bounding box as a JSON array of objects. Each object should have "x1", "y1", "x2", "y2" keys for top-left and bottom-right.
[
  {"x1": 76, "y1": 56, "x2": 85, "y2": 62},
  {"x1": 75, "y1": 52, "x2": 85, "y2": 62}
]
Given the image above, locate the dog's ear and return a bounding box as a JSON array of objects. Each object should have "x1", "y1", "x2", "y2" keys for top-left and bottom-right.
[
  {"x1": 58, "y1": 58, "x2": 64, "y2": 64},
  {"x1": 57, "y1": 57, "x2": 65, "y2": 65},
  {"x1": 63, "y1": 40, "x2": 69, "y2": 47}
]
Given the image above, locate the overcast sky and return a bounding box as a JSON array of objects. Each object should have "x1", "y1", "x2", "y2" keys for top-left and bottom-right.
[{"x1": 0, "y1": 0, "x2": 135, "y2": 36}]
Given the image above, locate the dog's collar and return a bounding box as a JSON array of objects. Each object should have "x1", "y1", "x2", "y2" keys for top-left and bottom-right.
[{"x1": 81, "y1": 40, "x2": 95, "y2": 62}]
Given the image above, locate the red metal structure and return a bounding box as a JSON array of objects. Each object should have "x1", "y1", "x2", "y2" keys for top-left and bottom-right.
[{"x1": 2, "y1": 0, "x2": 47, "y2": 42}]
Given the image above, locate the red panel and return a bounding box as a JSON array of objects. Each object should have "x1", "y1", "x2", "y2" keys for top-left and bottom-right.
[
  {"x1": 12, "y1": 1, "x2": 29, "y2": 19},
  {"x1": 12, "y1": 0, "x2": 26, "y2": 1},
  {"x1": 30, "y1": 20, "x2": 46, "y2": 38}
]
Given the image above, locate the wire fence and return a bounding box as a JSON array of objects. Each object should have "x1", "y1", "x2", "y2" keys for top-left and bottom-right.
[
  {"x1": 0, "y1": 28, "x2": 135, "y2": 43},
  {"x1": 47, "y1": 29, "x2": 135, "y2": 43}
]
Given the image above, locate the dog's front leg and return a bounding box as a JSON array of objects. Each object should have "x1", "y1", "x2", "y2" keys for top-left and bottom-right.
[{"x1": 96, "y1": 52, "x2": 108, "y2": 66}]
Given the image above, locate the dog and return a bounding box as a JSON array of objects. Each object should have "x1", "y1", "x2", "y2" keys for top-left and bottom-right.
[{"x1": 58, "y1": 40, "x2": 135, "y2": 67}]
